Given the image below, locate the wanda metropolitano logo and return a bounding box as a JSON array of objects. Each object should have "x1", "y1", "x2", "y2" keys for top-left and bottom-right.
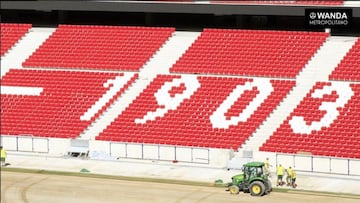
[{"x1": 305, "y1": 9, "x2": 352, "y2": 28}]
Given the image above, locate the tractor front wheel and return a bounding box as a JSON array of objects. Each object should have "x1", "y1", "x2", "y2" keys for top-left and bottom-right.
[
  {"x1": 229, "y1": 185, "x2": 240, "y2": 195},
  {"x1": 249, "y1": 181, "x2": 265, "y2": 196}
]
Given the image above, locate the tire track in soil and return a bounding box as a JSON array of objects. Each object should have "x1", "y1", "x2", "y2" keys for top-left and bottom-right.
[
  {"x1": 173, "y1": 187, "x2": 222, "y2": 203},
  {"x1": 194, "y1": 189, "x2": 221, "y2": 203},
  {"x1": 20, "y1": 176, "x2": 49, "y2": 203},
  {"x1": 1, "y1": 176, "x2": 33, "y2": 203},
  {"x1": 174, "y1": 188, "x2": 203, "y2": 203},
  {"x1": 1, "y1": 173, "x2": 48, "y2": 203}
]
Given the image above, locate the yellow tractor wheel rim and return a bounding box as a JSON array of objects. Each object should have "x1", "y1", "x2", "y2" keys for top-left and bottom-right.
[
  {"x1": 252, "y1": 185, "x2": 261, "y2": 194},
  {"x1": 230, "y1": 187, "x2": 237, "y2": 193}
]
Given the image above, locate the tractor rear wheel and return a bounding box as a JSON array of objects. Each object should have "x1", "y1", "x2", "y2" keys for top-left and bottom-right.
[
  {"x1": 265, "y1": 179, "x2": 272, "y2": 194},
  {"x1": 249, "y1": 181, "x2": 265, "y2": 196},
  {"x1": 229, "y1": 185, "x2": 240, "y2": 194}
]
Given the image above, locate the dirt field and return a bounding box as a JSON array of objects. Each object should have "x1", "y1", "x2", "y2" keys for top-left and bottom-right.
[{"x1": 1, "y1": 171, "x2": 359, "y2": 203}]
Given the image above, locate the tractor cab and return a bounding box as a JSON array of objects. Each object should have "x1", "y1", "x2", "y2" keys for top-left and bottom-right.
[
  {"x1": 227, "y1": 161, "x2": 272, "y2": 196},
  {"x1": 243, "y1": 162, "x2": 268, "y2": 182}
]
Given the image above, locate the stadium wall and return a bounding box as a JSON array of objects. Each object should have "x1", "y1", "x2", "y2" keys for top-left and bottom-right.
[{"x1": 2, "y1": 135, "x2": 360, "y2": 175}]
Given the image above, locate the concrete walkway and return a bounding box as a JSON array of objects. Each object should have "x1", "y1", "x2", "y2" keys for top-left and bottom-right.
[{"x1": 3, "y1": 152, "x2": 360, "y2": 196}]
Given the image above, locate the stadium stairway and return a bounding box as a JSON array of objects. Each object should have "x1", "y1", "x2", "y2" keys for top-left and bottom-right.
[
  {"x1": 0, "y1": 28, "x2": 55, "y2": 77},
  {"x1": 240, "y1": 36, "x2": 358, "y2": 151},
  {"x1": 80, "y1": 31, "x2": 201, "y2": 140}
]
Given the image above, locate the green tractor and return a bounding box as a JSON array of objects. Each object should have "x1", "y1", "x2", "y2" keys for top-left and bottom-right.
[{"x1": 227, "y1": 161, "x2": 272, "y2": 196}]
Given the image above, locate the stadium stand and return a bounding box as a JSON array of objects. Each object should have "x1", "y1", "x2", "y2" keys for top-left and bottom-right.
[
  {"x1": 170, "y1": 29, "x2": 328, "y2": 77},
  {"x1": 1, "y1": 0, "x2": 360, "y2": 195},
  {"x1": 97, "y1": 75, "x2": 295, "y2": 149},
  {"x1": 0, "y1": 23, "x2": 32, "y2": 57},
  {"x1": 260, "y1": 81, "x2": 360, "y2": 159},
  {"x1": 329, "y1": 38, "x2": 360, "y2": 81},
  {"x1": 0, "y1": 23, "x2": 357, "y2": 160},
  {"x1": 22, "y1": 25, "x2": 175, "y2": 71},
  {"x1": 1, "y1": 69, "x2": 138, "y2": 138}
]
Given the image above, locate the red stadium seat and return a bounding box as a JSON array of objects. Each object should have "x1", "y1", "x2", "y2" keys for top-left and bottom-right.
[
  {"x1": 0, "y1": 23, "x2": 32, "y2": 56},
  {"x1": 170, "y1": 29, "x2": 328, "y2": 78},
  {"x1": 97, "y1": 74, "x2": 295, "y2": 149},
  {"x1": 329, "y1": 38, "x2": 360, "y2": 82},
  {"x1": 1, "y1": 69, "x2": 138, "y2": 138},
  {"x1": 22, "y1": 25, "x2": 175, "y2": 71},
  {"x1": 260, "y1": 81, "x2": 360, "y2": 159}
]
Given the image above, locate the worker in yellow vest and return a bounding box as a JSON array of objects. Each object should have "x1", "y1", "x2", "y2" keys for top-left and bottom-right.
[
  {"x1": 291, "y1": 168, "x2": 297, "y2": 188},
  {"x1": 276, "y1": 164, "x2": 285, "y2": 186},
  {"x1": 286, "y1": 166, "x2": 294, "y2": 186},
  {"x1": 1, "y1": 146, "x2": 7, "y2": 167},
  {"x1": 264, "y1": 158, "x2": 272, "y2": 177}
]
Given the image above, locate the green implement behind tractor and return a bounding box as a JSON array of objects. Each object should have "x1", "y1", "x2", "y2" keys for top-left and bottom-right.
[{"x1": 227, "y1": 161, "x2": 272, "y2": 196}]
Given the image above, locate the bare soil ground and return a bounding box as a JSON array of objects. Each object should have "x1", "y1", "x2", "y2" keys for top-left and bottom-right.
[{"x1": 1, "y1": 171, "x2": 359, "y2": 203}]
